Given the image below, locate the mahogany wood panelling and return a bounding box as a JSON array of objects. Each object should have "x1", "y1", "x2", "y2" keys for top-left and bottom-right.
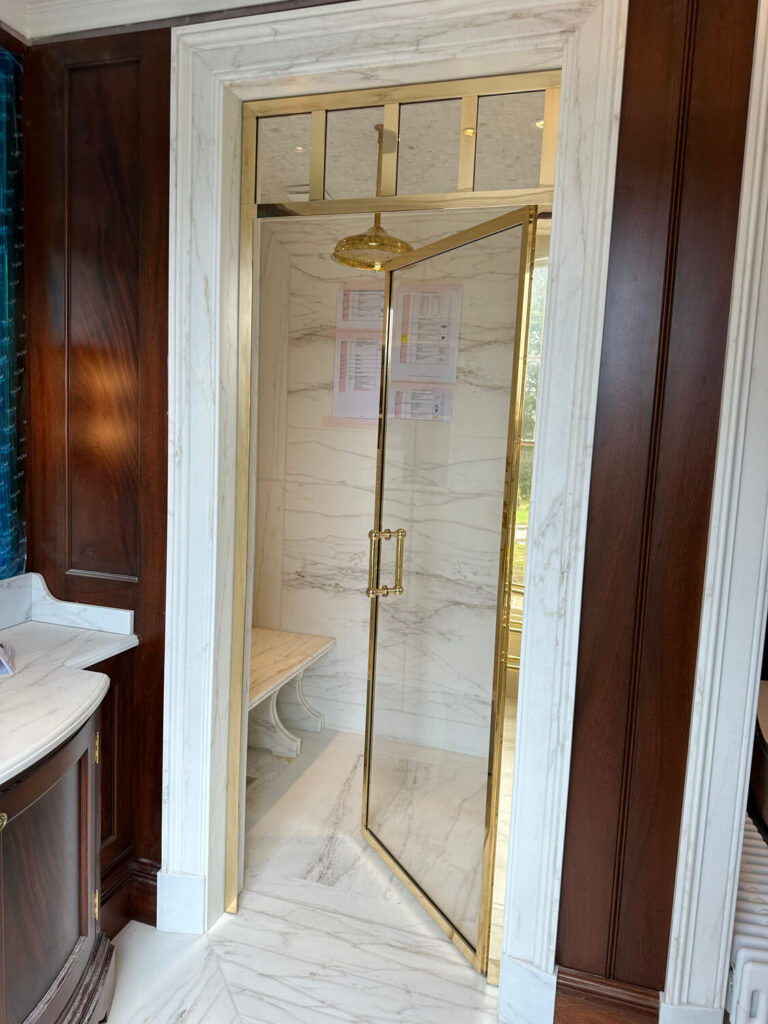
[
  {"x1": 25, "y1": 30, "x2": 169, "y2": 927},
  {"x1": 97, "y1": 653, "x2": 133, "y2": 874},
  {"x1": 0, "y1": 719, "x2": 106, "y2": 1024},
  {"x1": 557, "y1": 0, "x2": 759, "y2": 1006},
  {"x1": 4, "y1": 763, "x2": 82, "y2": 1022},
  {"x1": 67, "y1": 60, "x2": 141, "y2": 579},
  {"x1": 554, "y1": 970, "x2": 657, "y2": 1024},
  {"x1": 0, "y1": 28, "x2": 27, "y2": 55}
]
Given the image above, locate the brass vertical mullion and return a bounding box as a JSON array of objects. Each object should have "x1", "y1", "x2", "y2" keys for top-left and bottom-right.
[
  {"x1": 362, "y1": 269, "x2": 395, "y2": 830},
  {"x1": 225, "y1": 113, "x2": 258, "y2": 916},
  {"x1": 458, "y1": 95, "x2": 479, "y2": 192},
  {"x1": 309, "y1": 109, "x2": 327, "y2": 201},
  {"x1": 379, "y1": 102, "x2": 400, "y2": 197},
  {"x1": 539, "y1": 87, "x2": 561, "y2": 187},
  {"x1": 480, "y1": 206, "x2": 538, "y2": 978}
]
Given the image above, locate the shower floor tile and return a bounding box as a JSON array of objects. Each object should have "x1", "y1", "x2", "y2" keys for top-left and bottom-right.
[{"x1": 107, "y1": 730, "x2": 499, "y2": 1024}]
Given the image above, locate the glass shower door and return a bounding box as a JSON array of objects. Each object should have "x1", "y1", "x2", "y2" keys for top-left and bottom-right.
[{"x1": 362, "y1": 207, "x2": 537, "y2": 972}]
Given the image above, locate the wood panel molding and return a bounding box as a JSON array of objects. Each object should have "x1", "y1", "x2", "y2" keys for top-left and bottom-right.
[
  {"x1": 555, "y1": 969, "x2": 658, "y2": 1024},
  {"x1": 25, "y1": 29, "x2": 170, "y2": 929},
  {"x1": 0, "y1": 26, "x2": 27, "y2": 54},
  {"x1": 557, "y1": 0, "x2": 759, "y2": 998}
]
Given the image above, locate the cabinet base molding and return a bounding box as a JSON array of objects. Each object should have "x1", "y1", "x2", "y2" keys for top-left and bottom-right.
[
  {"x1": 55, "y1": 933, "x2": 115, "y2": 1024},
  {"x1": 101, "y1": 854, "x2": 159, "y2": 938},
  {"x1": 555, "y1": 969, "x2": 659, "y2": 1023}
]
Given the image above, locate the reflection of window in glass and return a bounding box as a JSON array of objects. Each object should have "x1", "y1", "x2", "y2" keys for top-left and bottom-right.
[
  {"x1": 522, "y1": 264, "x2": 547, "y2": 443},
  {"x1": 397, "y1": 99, "x2": 461, "y2": 195},
  {"x1": 325, "y1": 106, "x2": 384, "y2": 199},
  {"x1": 474, "y1": 92, "x2": 546, "y2": 191},
  {"x1": 513, "y1": 264, "x2": 547, "y2": 589},
  {"x1": 256, "y1": 114, "x2": 312, "y2": 204}
]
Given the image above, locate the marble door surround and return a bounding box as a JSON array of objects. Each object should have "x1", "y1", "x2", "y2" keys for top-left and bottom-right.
[
  {"x1": 160, "y1": 3, "x2": 629, "y2": 1022},
  {"x1": 155, "y1": 1, "x2": 767, "y2": 1022}
]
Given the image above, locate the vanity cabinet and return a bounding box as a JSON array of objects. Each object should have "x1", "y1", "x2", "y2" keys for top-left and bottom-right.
[{"x1": 0, "y1": 714, "x2": 114, "y2": 1024}]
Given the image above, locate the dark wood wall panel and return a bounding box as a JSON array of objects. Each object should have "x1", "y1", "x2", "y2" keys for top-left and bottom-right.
[
  {"x1": 25, "y1": 29, "x2": 169, "y2": 928},
  {"x1": 0, "y1": 28, "x2": 26, "y2": 55},
  {"x1": 612, "y1": 0, "x2": 758, "y2": 984},
  {"x1": 556, "y1": 0, "x2": 690, "y2": 976},
  {"x1": 556, "y1": 0, "x2": 759, "y2": 1010},
  {"x1": 68, "y1": 61, "x2": 141, "y2": 580}
]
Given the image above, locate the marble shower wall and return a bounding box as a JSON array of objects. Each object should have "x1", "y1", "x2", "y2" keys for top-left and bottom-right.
[{"x1": 252, "y1": 213, "x2": 521, "y2": 755}]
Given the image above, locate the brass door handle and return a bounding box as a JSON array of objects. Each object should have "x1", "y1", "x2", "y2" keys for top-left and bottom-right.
[{"x1": 367, "y1": 528, "x2": 406, "y2": 597}]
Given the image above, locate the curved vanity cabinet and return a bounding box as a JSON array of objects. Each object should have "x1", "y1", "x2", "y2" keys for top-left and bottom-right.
[
  {"x1": 0, "y1": 712, "x2": 113, "y2": 1024},
  {"x1": 0, "y1": 572, "x2": 139, "y2": 1024}
]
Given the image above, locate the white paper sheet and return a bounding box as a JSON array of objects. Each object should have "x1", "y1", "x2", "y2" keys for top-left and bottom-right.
[
  {"x1": 389, "y1": 385, "x2": 454, "y2": 421},
  {"x1": 332, "y1": 281, "x2": 463, "y2": 421},
  {"x1": 336, "y1": 284, "x2": 385, "y2": 332},
  {"x1": 391, "y1": 284, "x2": 463, "y2": 384},
  {"x1": 332, "y1": 333, "x2": 381, "y2": 420}
]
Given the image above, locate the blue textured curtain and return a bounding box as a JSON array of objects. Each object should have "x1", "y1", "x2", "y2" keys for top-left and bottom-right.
[{"x1": 0, "y1": 49, "x2": 25, "y2": 579}]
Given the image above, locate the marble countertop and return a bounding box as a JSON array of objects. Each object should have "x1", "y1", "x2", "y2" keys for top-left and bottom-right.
[{"x1": 0, "y1": 574, "x2": 138, "y2": 787}]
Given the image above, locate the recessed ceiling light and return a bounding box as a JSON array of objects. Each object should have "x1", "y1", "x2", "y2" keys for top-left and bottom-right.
[
  {"x1": 462, "y1": 127, "x2": 476, "y2": 137},
  {"x1": 295, "y1": 145, "x2": 306, "y2": 152},
  {"x1": 535, "y1": 119, "x2": 545, "y2": 129}
]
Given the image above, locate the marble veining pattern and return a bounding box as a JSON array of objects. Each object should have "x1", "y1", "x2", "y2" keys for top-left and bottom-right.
[
  {"x1": 0, "y1": 572, "x2": 134, "y2": 633},
  {"x1": 165, "y1": 2, "x2": 628, "y2": 1007},
  {"x1": 109, "y1": 730, "x2": 498, "y2": 1023},
  {"x1": 256, "y1": 213, "x2": 520, "y2": 757},
  {"x1": 0, "y1": 622, "x2": 139, "y2": 785},
  {"x1": 0, "y1": 575, "x2": 138, "y2": 785}
]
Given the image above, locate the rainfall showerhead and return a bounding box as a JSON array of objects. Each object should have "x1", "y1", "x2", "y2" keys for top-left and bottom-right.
[{"x1": 331, "y1": 124, "x2": 412, "y2": 272}]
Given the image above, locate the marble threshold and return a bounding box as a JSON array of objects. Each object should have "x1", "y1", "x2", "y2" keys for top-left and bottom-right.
[{"x1": 109, "y1": 730, "x2": 499, "y2": 1023}]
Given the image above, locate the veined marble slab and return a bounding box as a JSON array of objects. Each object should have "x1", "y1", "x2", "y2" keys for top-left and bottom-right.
[
  {"x1": 0, "y1": 572, "x2": 134, "y2": 633},
  {"x1": 249, "y1": 627, "x2": 335, "y2": 707},
  {"x1": 0, "y1": 575, "x2": 138, "y2": 785}
]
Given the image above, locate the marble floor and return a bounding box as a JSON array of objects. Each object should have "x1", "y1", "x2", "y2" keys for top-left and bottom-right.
[{"x1": 107, "y1": 730, "x2": 499, "y2": 1023}]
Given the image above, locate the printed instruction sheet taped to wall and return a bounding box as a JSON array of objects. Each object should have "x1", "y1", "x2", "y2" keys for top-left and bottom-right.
[{"x1": 333, "y1": 282, "x2": 463, "y2": 421}]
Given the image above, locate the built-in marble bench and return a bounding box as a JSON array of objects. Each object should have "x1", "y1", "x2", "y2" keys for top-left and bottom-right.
[{"x1": 248, "y1": 627, "x2": 335, "y2": 758}]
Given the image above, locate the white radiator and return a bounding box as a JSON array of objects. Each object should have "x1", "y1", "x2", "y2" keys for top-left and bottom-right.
[{"x1": 729, "y1": 817, "x2": 768, "y2": 1024}]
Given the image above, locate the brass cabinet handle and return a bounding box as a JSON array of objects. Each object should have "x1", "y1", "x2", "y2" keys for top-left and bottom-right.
[{"x1": 367, "y1": 528, "x2": 406, "y2": 597}]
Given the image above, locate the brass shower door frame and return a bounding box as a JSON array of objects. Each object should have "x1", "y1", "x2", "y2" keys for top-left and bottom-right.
[
  {"x1": 227, "y1": 73, "x2": 556, "y2": 945},
  {"x1": 361, "y1": 207, "x2": 537, "y2": 975}
]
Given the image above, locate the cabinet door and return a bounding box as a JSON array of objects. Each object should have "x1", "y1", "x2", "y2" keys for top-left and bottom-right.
[{"x1": 0, "y1": 720, "x2": 97, "y2": 1024}]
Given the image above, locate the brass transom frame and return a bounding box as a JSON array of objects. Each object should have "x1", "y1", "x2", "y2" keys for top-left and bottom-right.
[
  {"x1": 228, "y1": 72, "x2": 555, "y2": 979},
  {"x1": 242, "y1": 70, "x2": 561, "y2": 218}
]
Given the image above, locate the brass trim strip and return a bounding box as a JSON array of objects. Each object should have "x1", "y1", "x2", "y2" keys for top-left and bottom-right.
[
  {"x1": 362, "y1": 824, "x2": 481, "y2": 969},
  {"x1": 249, "y1": 187, "x2": 553, "y2": 219},
  {"x1": 380, "y1": 103, "x2": 400, "y2": 197},
  {"x1": 539, "y1": 87, "x2": 561, "y2": 187},
  {"x1": 481, "y1": 207, "x2": 538, "y2": 976},
  {"x1": 225, "y1": 113, "x2": 258, "y2": 916},
  {"x1": 458, "y1": 95, "x2": 478, "y2": 192},
  {"x1": 309, "y1": 109, "x2": 327, "y2": 201},
  {"x1": 244, "y1": 70, "x2": 561, "y2": 117},
  {"x1": 382, "y1": 207, "x2": 532, "y2": 273},
  {"x1": 362, "y1": 268, "x2": 394, "y2": 832}
]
